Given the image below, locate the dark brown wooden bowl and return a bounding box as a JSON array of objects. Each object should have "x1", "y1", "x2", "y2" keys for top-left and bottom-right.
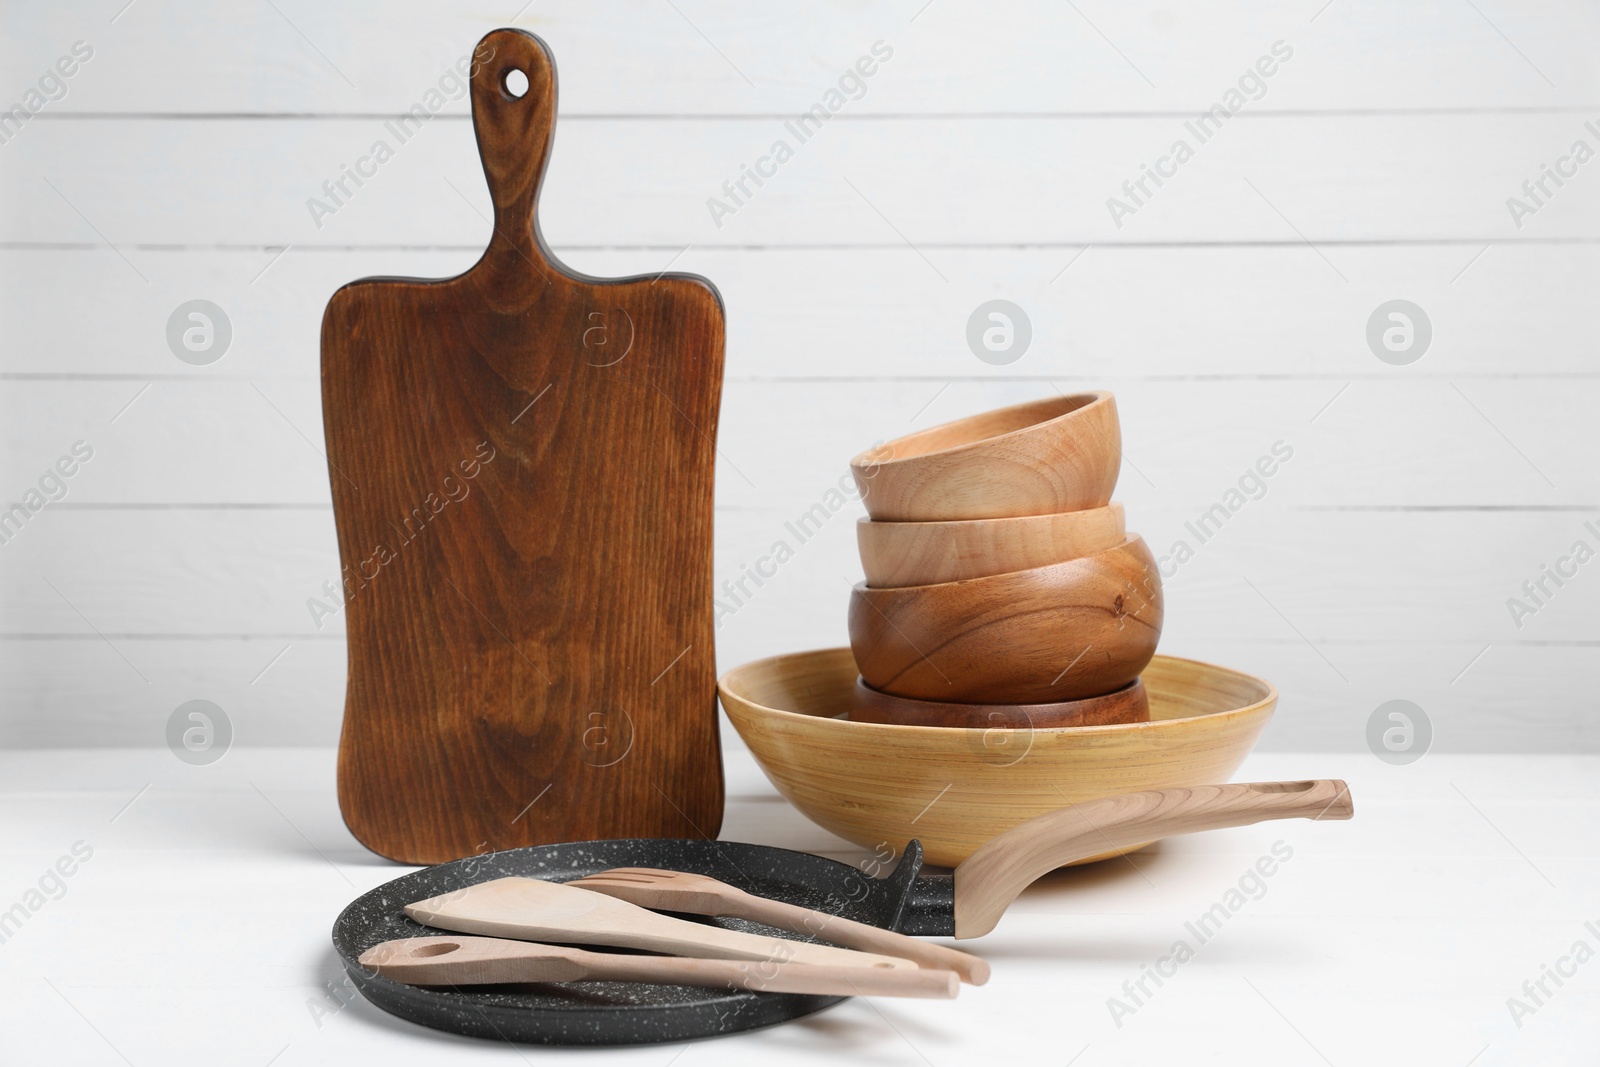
[
  {"x1": 848, "y1": 535, "x2": 1163, "y2": 704},
  {"x1": 848, "y1": 677, "x2": 1149, "y2": 728}
]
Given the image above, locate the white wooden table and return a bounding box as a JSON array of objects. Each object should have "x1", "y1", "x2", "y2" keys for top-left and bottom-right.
[{"x1": 1, "y1": 745, "x2": 1594, "y2": 1065}]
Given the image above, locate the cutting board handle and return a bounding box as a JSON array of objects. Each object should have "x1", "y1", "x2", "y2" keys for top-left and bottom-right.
[{"x1": 468, "y1": 28, "x2": 557, "y2": 276}]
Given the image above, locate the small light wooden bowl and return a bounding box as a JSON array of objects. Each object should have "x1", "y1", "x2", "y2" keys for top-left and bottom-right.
[
  {"x1": 719, "y1": 649, "x2": 1277, "y2": 867},
  {"x1": 850, "y1": 392, "x2": 1121, "y2": 522},
  {"x1": 849, "y1": 535, "x2": 1163, "y2": 704},
  {"x1": 857, "y1": 503, "x2": 1126, "y2": 588},
  {"x1": 849, "y1": 677, "x2": 1149, "y2": 729}
]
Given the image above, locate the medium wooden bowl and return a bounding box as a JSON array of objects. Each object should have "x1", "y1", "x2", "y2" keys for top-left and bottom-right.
[
  {"x1": 850, "y1": 392, "x2": 1121, "y2": 521},
  {"x1": 719, "y1": 649, "x2": 1277, "y2": 867},
  {"x1": 848, "y1": 535, "x2": 1163, "y2": 704},
  {"x1": 849, "y1": 677, "x2": 1149, "y2": 728},
  {"x1": 857, "y1": 503, "x2": 1126, "y2": 588}
]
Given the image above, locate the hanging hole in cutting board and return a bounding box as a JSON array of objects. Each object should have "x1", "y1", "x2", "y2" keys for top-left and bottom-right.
[{"x1": 503, "y1": 68, "x2": 529, "y2": 98}]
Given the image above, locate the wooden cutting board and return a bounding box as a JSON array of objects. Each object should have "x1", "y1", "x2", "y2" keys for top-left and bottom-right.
[{"x1": 321, "y1": 29, "x2": 724, "y2": 864}]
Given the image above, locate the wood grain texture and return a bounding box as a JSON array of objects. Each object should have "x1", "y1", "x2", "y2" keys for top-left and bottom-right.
[
  {"x1": 404, "y1": 876, "x2": 912, "y2": 970},
  {"x1": 569, "y1": 867, "x2": 990, "y2": 984},
  {"x1": 856, "y1": 504, "x2": 1126, "y2": 588},
  {"x1": 848, "y1": 535, "x2": 1164, "y2": 703},
  {"x1": 718, "y1": 649, "x2": 1277, "y2": 867},
  {"x1": 322, "y1": 29, "x2": 724, "y2": 863},
  {"x1": 359, "y1": 936, "x2": 958, "y2": 998},
  {"x1": 851, "y1": 393, "x2": 1121, "y2": 521},
  {"x1": 848, "y1": 677, "x2": 1148, "y2": 729},
  {"x1": 951, "y1": 780, "x2": 1354, "y2": 938}
]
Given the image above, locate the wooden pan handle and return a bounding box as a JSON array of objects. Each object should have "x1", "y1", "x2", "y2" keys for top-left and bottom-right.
[
  {"x1": 951, "y1": 780, "x2": 1354, "y2": 939},
  {"x1": 467, "y1": 28, "x2": 557, "y2": 274}
]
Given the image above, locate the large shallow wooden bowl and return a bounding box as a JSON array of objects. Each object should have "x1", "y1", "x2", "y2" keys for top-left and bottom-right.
[
  {"x1": 857, "y1": 503, "x2": 1126, "y2": 588},
  {"x1": 849, "y1": 392, "x2": 1120, "y2": 521},
  {"x1": 849, "y1": 535, "x2": 1163, "y2": 704},
  {"x1": 720, "y1": 650, "x2": 1277, "y2": 867}
]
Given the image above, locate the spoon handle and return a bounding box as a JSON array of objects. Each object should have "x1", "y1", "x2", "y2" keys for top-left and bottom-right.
[
  {"x1": 717, "y1": 888, "x2": 991, "y2": 985},
  {"x1": 362, "y1": 935, "x2": 959, "y2": 998},
  {"x1": 579, "y1": 949, "x2": 959, "y2": 998}
]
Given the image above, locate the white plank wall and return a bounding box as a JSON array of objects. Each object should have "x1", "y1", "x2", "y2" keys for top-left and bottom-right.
[{"x1": 1, "y1": 1, "x2": 1596, "y2": 751}]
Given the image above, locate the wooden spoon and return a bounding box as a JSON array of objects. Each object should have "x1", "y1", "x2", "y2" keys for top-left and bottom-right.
[
  {"x1": 569, "y1": 868, "x2": 991, "y2": 985},
  {"x1": 360, "y1": 936, "x2": 958, "y2": 999},
  {"x1": 405, "y1": 877, "x2": 915, "y2": 970}
]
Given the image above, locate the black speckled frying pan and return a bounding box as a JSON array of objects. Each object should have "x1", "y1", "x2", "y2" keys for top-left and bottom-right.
[
  {"x1": 332, "y1": 781, "x2": 1352, "y2": 1046},
  {"x1": 333, "y1": 837, "x2": 934, "y2": 1045}
]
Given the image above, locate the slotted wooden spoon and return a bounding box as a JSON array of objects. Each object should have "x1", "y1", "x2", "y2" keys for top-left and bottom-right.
[{"x1": 360, "y1": 936, "x2": 958, "y2": 999}]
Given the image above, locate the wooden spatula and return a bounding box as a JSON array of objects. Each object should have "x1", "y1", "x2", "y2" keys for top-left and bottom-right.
[
  {"x1": 360, "y1": 936, "x2": 958, "y2": 999},
  {"x1": 405, "y1": 877, "x2": 916, "y2": 970},
  {"x1": 569, "y1": 868, "x2": 990, "y2": 985},
  {"x1": 322, "y1": 27, "x2": 726, "y2": 864}
]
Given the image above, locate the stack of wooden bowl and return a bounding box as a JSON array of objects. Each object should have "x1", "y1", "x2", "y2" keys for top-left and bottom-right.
[{"x1": 846, "y1": 392, "x2": 1164, "y2": 729}]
